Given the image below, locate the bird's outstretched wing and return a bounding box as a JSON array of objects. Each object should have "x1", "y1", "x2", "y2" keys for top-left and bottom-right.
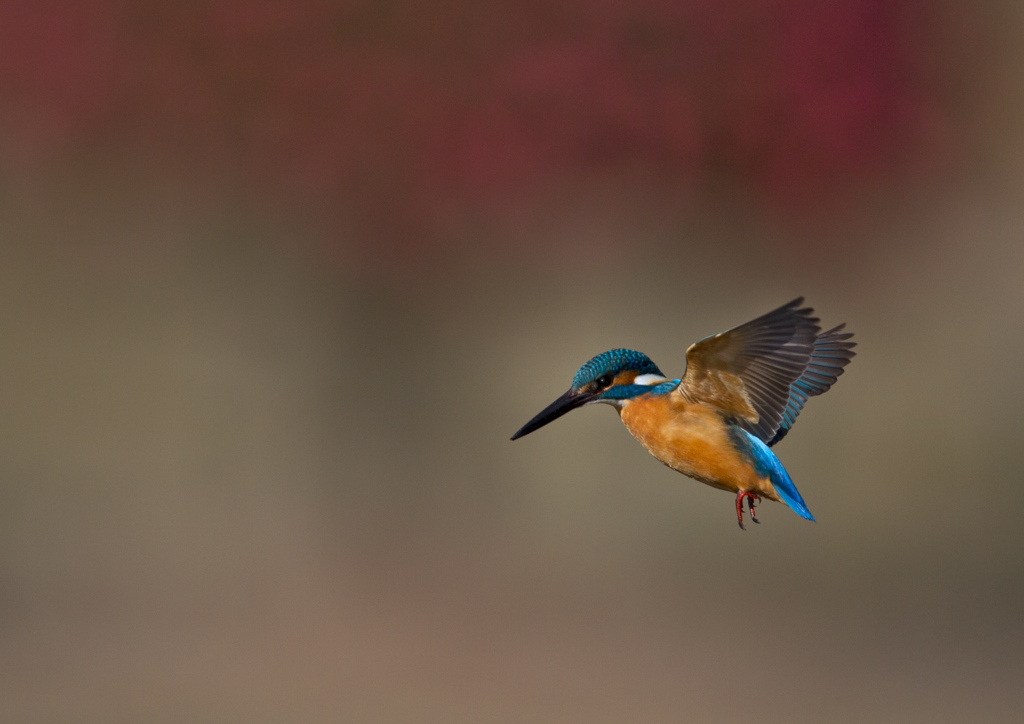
[
  {"x1": 677, "y1": 298, "x2": 827, "y2": 443},
  {"x1": 766, "y1": 323, "x2": 856, "y2": 446}
]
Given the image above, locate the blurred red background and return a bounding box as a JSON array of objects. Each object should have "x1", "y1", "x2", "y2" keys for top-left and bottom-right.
[{"x1": 0, "y1": 1, "x2": 983, "y2": 259}]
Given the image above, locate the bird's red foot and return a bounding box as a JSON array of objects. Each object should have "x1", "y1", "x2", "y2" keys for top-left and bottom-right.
[{"x1": 736, "y1": 492, "x2": 762, "y2": 530}]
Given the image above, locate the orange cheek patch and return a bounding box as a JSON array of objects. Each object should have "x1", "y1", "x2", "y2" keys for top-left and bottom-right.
[{"x1": 612, "y1": 371, "x2": 638, "y2": 387}]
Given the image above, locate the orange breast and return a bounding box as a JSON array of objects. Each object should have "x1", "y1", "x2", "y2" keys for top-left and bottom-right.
[{"x1": 618, "y1": 393, "x2": 780, "y2": 500}]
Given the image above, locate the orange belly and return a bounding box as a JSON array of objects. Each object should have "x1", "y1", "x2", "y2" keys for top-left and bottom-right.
[{"x1": 618, "y1": 394, "x2": 781, "y2": 501}]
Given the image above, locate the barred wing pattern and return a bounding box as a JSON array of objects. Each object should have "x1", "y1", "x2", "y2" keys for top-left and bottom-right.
[{"x1": 766, "y1": 324, "x2": 856, "y2": 446}]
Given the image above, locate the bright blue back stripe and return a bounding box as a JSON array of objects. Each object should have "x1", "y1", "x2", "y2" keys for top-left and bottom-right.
[{"x1": 730, "y1": 426, "x2": 815, "y2": 521}]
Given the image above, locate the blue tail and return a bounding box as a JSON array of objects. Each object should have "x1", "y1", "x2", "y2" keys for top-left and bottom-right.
[{"x1": 730, "y1": 427, "x2": 815, "y2": 521}]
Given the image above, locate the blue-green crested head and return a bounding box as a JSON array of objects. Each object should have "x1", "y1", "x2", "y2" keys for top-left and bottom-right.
[
  {"x1": 511, "y1": 348, "x2": 670, "y2": 440},
  {"x1": 571, "y1": 349, "x2": 664, "y2": 392}
]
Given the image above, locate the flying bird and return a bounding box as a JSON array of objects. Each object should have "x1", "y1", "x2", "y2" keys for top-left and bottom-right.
[{"x1": 511, "y1": 298, "x2": 855, "y2": 528}]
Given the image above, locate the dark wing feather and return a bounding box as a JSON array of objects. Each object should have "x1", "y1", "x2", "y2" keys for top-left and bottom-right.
[
  {"x1": 766, "y1": 324, "x2": 857, "y2": 446},
  {"x1": 678, "y1": 298, "x2": 821, "y2": 443}
]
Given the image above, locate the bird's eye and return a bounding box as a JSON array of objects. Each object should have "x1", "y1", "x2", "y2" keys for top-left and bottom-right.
[{"x1": 596, "y1": 374, "x2": 613, "y2": 388}]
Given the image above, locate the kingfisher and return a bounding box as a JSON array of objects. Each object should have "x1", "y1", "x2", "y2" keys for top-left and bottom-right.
[{"x1": 511, "y1": 298, "x2": 855, "y2": 528}]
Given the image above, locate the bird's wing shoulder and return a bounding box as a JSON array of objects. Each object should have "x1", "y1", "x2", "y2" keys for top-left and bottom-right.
[{"x1": 677, "y1": 298, "x2": 819, "y2": 443}]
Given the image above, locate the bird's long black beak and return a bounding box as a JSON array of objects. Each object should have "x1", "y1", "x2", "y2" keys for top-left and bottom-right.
[{"x1": 511, "y1": 388, "x2": 594, "y2": 440}]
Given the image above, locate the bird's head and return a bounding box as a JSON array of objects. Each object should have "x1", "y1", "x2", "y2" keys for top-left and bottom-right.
[{"x1": 511, "y1": 349, "x2": 669, "y2": 440}]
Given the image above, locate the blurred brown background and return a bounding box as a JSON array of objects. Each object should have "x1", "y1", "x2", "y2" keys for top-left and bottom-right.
[{"x1": 1, "y1": 2, "x2": 1023, "y2": 722}]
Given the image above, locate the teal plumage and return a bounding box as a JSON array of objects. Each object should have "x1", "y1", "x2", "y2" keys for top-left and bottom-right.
[{"x1": 571, "y1": 349, "x2": 663, "y2": 389}]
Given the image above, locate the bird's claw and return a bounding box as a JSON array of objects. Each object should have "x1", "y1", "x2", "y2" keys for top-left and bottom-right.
[{"x1": 736, "y1": 491, "x2": 762, "y2": 530}]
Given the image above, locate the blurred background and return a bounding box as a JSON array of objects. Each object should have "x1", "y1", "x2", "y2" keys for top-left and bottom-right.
[{"x1": 1, "y1": 1, "x2": 1023, "y2": 722}]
